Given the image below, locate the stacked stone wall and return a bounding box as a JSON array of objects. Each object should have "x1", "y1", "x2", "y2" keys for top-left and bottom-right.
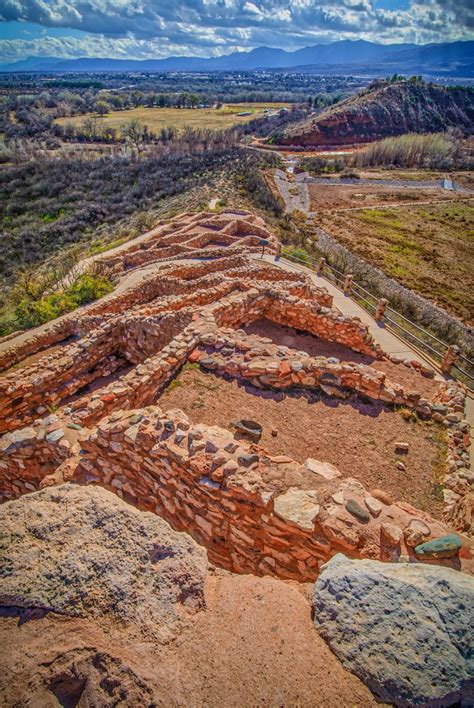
[
  {"x1": 0, "y1": 209, "x2": 470, "y2": 538},
  {"x1": 0, "y1": 331, "x2": 120, "y2": 433},
  {"x1": 0, "y1": 417, "x2": 72, "y2": 500},
  {"x1": 0, "y1": 322, "x2": 77, "y2": 373},
  {"x1": 70, "y1": 409, "x2": 474, "y2": 578},
  {"x1": 4, "y1": 405, "x2": 468, "y2": 578}
]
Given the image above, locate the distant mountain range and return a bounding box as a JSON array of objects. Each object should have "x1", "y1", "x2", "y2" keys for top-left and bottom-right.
[{"x1": 0, "y1": 40, "x2": 473, "y2": 77}]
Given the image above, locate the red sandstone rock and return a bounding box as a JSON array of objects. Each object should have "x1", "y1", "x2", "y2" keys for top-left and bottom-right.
[{"x1": 370, "y1": 489, "x2": 394, "y2": 506}]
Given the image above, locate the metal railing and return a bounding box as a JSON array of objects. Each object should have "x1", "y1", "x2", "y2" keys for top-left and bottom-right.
[{"x1": 280, "y1": 247, "x2": 474, "y2": 391}]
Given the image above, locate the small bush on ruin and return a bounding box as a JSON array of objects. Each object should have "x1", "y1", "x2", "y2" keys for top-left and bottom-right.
[{"x1": 14, "y1": 273, "x2": 114, "y2": 330}]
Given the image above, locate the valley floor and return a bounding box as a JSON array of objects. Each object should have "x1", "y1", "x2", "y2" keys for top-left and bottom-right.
[
  {"x1": 316, "y1": 199, "x2": 474, "y2": 324},
  {"x1": 271, "y1": 164, "x2": 474, "y2": 325}
]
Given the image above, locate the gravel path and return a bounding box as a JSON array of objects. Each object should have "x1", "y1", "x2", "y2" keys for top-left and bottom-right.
[
  {"x1": 274, "y1": 168, "x2": 310, "y2": 213},
  {"x1": 306, "y1": 176, "x2": 472, "y2": 193}
]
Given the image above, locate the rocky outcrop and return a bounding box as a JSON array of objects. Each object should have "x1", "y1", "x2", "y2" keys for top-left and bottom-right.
[
  {"x1": 313, "y1": 554, "x2": 474, "y2": 706},
  {"x1": 279, "y1": 82, "x2": 474, "y2": 147},
  {"x1": 0, "y1": 483, "x2": 207, "y2": 642}
]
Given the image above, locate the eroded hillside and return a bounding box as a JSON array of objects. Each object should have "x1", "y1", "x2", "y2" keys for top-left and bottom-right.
[{"x1": 277, "y1": 81, "x2": 474, "y2": 147}]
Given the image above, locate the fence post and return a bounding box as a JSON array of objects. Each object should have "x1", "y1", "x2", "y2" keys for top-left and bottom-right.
[
  {"x1": 317, "y1": 258, "x2": 325, "y2": 275},
  {"x1": 375, "y1": 298, "x2": 388, "y2": 321},
  {"x1": 441, "y1": 345, "x2": 459, "y2": 375},
  {"x1": 343, "y1": 273, "x2": 353, "y2": 295}
]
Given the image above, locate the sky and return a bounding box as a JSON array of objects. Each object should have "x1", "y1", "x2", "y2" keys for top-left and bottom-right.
[{"x1": 0, "y1": 0, "x2": 473, "y2": 64}]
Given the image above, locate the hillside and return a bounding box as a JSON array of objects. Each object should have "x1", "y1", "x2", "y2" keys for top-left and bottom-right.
[{"x1": 277, "y1": 81, "x2": 474, "y2": 147}]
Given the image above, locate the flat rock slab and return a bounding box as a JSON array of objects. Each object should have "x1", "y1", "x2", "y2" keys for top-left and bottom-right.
[
  {"x1": 415, "y1": 533, "x2": 462, "y2": 559},
  {"x1": 313, "y1": 554, "x2": 474, "y2": 707},
  {"x1": 304, "y1": 458, "x2": 341, "y2": 480},
  {"x1": 273, "y1": 487, "x2": 320, "y2": 530},
  {"x1": 0, "y1": 483, "x2": 207, "y2": 641}
]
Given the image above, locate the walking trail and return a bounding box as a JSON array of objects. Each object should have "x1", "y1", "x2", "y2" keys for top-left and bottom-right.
[
  {"x1": 256, "y1": 252, "x2": 473, "y2": 469},
  {"x1": 2, "y1": 223, "x2": 471, "y2": 465},
  {"x1": 255, "y1": 254, "x2": 443, "y2": 372}
]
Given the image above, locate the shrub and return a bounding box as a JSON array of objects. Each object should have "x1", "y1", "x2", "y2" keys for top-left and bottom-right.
[
  {"x1": 0, "y1": 142, "x2": 242, "y2": 281},
  {"x1": 67, "y1": 273, "x2": 114, "y2": 304},
  {"x1": 285, "y1": 247, "x2": 310, "y2": 263},
  {"x1": 353, "y1": 132, "x2": 460, "y2": 169},
  {"x1": 14, "y1": 273, "x2": 114, "y2": 330},
  {"x1": 340, "y1": 169, "x2": 360, "y2": 179},
  {"x1": 301, "y1": 156, "x2": 346, "y2": 175}
]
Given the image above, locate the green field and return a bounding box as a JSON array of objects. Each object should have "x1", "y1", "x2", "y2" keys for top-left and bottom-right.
[
  {"x1": 318, "y1": 201, "x2": 474, "y2": 323},
  {"x1": 55, "y1": 103, "x2": 288, "y2": 134}
]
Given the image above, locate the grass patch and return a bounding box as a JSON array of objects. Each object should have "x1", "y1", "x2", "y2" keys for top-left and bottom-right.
[
  {"x1": 56, "y1": 103, "x2": 288, "y2": 135},
  {"x1": 13, "y1": 273, "x2": 114, "y2": 330},
  {"x1": 41, "y1": 209, "x2": 66, "y2": 223},
  {"x1": 166, "y1": 378, "x2": 182, "y2": 392},
  {"x1": 317, "y1": 201, "x2": 474, "y2": 322},
  {"x1": 354, "y1": 132, "x2": 459, "y2": 169},
  {"x1": 397, "y1": 406, "x2": 418, "y2": 423},
  {"x1": 88, "y1": 236, "x2": 130, "y2": 256},
  {"x1": 182, "y1": 362, "x2": 199, "y2": 372}
]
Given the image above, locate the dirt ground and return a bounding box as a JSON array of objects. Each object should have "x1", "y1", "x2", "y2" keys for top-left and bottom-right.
[
  {"x1": 357, "y1": 169, "x2": 474, "y2": 189},
  {"x1": 0, "y1": 570, "x2": 379, "y2": 707},
  {"x1": 308, "y1": 181, "x2": 463, "y2": 211},
  {"x1": 244, "y1": 319, "x2": 441, "y2": 399},
  {"x1": 159, "y1": 365, "x2": 446, "y2": 518}
]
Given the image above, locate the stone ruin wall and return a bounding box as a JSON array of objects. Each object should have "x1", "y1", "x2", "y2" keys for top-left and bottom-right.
[
  {"x1": 1, "y1": 308, "x2": 471, "y2": 540},
  {"x1": 0, "y1": 277, "x2": 471, "y2": 532},
  {"x1": 0, "y1": 278, "x2": 369, "y2": 433},
  {"x1": 0, "y1": 404, "x2": 469, "y2": 581},
  {"x1": 0, "y1": 209, "x2": 472, "y2": 582}
]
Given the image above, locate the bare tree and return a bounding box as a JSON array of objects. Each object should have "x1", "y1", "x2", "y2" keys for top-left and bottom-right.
[{"x1": 121, "y1": 119, "x2": 149, "y2": 155}]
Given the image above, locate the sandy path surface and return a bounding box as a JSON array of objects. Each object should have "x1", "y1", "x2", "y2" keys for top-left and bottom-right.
[{"x1": 0, "y1": 570, "x2": 380, "y2": 707}]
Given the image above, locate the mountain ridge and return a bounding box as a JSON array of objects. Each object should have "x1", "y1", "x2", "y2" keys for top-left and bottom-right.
[{"x1": 1, "y1": 39, "x2": 472, "y2": 76}]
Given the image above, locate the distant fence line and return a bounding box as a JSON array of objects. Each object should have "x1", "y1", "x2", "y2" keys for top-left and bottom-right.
[{"x1": 280, "y1": 247, "x2": 474, "y2": 392}]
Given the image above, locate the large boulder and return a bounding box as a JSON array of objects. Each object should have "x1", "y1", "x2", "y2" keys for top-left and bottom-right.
[
  {"x1": 0, "y1": 483, "x2": 207, "y2": 641},
  {"x1": 313, "y1": 554, "x2": 474, "y2": 706}
]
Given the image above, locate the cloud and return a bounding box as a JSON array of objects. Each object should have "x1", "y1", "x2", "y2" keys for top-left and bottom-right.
[{"x1": 0, "y1": 0, "x2": 473, "y2": 62}]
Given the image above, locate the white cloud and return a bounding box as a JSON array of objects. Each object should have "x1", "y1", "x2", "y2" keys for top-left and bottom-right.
[{"x1": 0, "y1": 0, "x2": 472, "y2": 61}]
